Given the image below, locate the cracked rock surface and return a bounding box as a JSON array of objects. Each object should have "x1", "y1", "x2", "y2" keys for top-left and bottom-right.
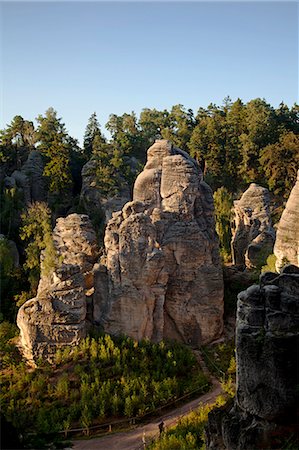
[
  {"x1": 95, "y1": 140, "x2": 224, "y2": 346},
  {"x1": 17, "y1": 214, "x2": 98, "y2": 364}
]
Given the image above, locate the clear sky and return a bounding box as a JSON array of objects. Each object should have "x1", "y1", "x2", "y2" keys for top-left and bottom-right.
[{"x1": 1, "y1": 1, "x2": 298, "y2": 143}]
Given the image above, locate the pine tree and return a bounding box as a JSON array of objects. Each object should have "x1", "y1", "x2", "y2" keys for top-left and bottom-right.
[
  {"x1": 36, "y1": 108, "x2": 73, "y2": 198},
  {"x1": 83, "y1": 112, "x2": 105, "y2": 160}
]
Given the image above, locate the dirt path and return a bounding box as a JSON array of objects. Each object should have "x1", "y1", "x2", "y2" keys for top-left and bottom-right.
[{"x1": 71, "y1": 382, "x2": 222, "y2": 450}]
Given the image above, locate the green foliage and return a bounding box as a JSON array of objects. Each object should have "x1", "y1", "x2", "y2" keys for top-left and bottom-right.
[
  {"x1": 201, "y1": 341, "x2": 235, "y2": 380},
  {"x1": 0, "y1": 236, "x2": 27, "y2": 322},
  {"x1": 36, "y1": 108, "x2": 73, "y2": 201},
  {"x1": 0, "y1": 321, "x2": 21, "y2": 368},
  {"x1": 0, "y1": 187, "x2": 24, "y2": 239},
  {"x1": 149, "y1": 392, "x2": 233, "y2": 450},
  {"x1": 260, "y1": 132, "x2": 299, "y2": 197},
  {"x1": 213, "y1": 187, "x2": 233, "y2": 262},
  {"x1": 261, "y1": 254, "x2": 277, "y2": 273},
  {"x1": 83, "y1": 112, "x2": 106, "y2": 160},
  {"x1": 20, "y1": 202, "x2": 56, "y2": 291},
  {"x1": 0, "y1": 335, "x2": 209, "y2": 446}
]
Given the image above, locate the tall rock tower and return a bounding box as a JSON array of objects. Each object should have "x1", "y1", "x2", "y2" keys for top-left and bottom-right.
[
  {"x1": 94, "y1": 140, "x2": 224, "y2": 346},
  {"x1": 274, "y1": 170, "x2": 299, "y2": 271}
]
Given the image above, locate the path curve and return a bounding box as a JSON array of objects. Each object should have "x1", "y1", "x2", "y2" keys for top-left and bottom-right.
[{"x1": 71, "y1": 383, "x2": 222, "y2": 450}]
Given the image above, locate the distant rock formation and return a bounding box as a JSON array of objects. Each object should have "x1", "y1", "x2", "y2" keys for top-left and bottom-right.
[
  {"x1": 95, "y1": 140, "x2": 224, "y2": 345},
  {"x1": 231, "y1": 184, "x2": 275, "y2": 269},
  {"x1": 274, "y1": 170, "x2": 299, "y2": 271},
  {"x1": 17, "y1": 214, "x2": 98, "y2": 364},
  {"x1": 205, "y1": 266, "x2": 299, "y2": 450},
  {"x1": 80, "y1": 157, "x2": 131, "y2": 224},
  {"x1": 3, "y1": 151, "x2": 46, "y2": 204}
]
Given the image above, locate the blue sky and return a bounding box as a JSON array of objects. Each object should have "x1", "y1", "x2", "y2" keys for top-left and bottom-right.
[{"x1": 1, "y1": 1, "x2": 298, "y2": 143}]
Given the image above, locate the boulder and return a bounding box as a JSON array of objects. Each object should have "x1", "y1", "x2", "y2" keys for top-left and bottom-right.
[
  {"x1": 231, "y1": 184, "x2": 275, "y2": 269},
  {"x1": 17, "y1": 214, "x2": 98, "y2": 364},
  {"x1": 95, "y1": 140, "x2": 224, "y2": 346},
  {"x1": 274, "y1": 170, "x2": 299, "y2": 271},
  {"x1": 205, "y1": 267, "x2": 299, "y2": 449}
]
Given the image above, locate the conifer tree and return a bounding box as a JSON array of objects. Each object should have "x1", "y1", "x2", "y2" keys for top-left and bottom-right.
[{"x1": 83, "y1": 112, "x2": 105, "y2": 160}]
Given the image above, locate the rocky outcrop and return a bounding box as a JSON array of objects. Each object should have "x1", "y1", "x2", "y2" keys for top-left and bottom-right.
[
  {"x1": 205, "y1": 266, "x2": 299, "y2": 450},
  {"x1": 3, "y1": 150, "x2": 46, "y2": 204},
  {"x1": 274, "y1": 170, "x2": 299, "y2": 271},
  {"x1": 95, "y1": 140, "x2": 224, "y2": 346},
  {"x1": 21, "y1": 150, "x2": 46, "y2": 202},
  {"x1": 17, "y1": 214, "x2": 98, "y2": 364},
  {"x1": 231, "y1": 184, "x2": 275, "y2": 269},
  {"x1": 80, "y1": 158, "x2": 131, "y2": 224}
]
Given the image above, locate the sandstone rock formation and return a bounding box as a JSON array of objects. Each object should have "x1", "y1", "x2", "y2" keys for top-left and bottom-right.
[
  {"x1": 80, "y1": 158, "x2": 131, "y2": 224},
  {"x1": 231, "y1": 184, "x2": 275, "y2": 269},
  {"x1": 17, "y1": 214, "x2": 98, "y2": 364},
  {"x1": 274, "y1": 170, "x2": 299, "y2": 271},
  {"x1": 205, "y1": 266, "x2": 299, "y2": 450},
  {"x1": 3, "y1": 150, "x2": 46, "y2": 204},
  {"x1": 95, "y1": 140, "x2": 224, "y2": 346}
]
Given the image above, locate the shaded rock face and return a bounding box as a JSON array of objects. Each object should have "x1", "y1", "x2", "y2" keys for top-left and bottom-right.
[
  {"x1": 3, "y1": 151, "x2": 46, "y2": 204},
  {"x1": 80, "y1": 158, "x2": 131, "y2": 224},
  {"x1": 205, "y1": 267, "x2": 299, "y2": 450},
  {"x1": 95, "y1": 140, "x2": 224, "y2": 346},
  {"x1": 231, "y1": 183, "x2": 275, "y2": 269},
  {"x1": 274, "y1": 170, "x2": 299, "y2": 271},
  {"x1": 17, "y1": 214, "x2": 98, "y2": 364}
]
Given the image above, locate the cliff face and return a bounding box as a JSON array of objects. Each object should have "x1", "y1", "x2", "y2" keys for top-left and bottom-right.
[
  {"x1": 3, "y1": 151, "x2": 46, "y2": 205},
  {"x1": 205, "y1": 266, "x2": 299, "y2": 450},
  {"x1": 17, "y1": 140, "x2": 224, "y2": 362},
  {"x1": 95, "y1": 140, "x2": 224, "y2": 345},
  {"x1": 274, "y1": 170, "x2": 299, "y2": 271},
  {"x1": 231, "y1": 184, "x2": 275, "y2": 269},
  {"x1": 17, "y1": 214, "x2": 98, "y2": 364}
]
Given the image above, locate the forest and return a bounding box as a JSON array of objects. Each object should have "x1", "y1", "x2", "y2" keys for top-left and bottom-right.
[
  {"x1": 1, "y1": 98, "x2": 298, "y2": 323},
  {"x1": 0, "y1": 97, "x2": 299, "y2": 449}
]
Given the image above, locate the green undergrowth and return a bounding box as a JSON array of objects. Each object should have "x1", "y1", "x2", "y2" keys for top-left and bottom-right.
[
  {"x1": 201, "y1": 340, "x2": 235, "y2": 380},
  {"x1": 0, "y1": 334, "x2": 210, "y2": 448},
  {"x1": 148, "y1": 382, "x2": 235, "y2": 450}
]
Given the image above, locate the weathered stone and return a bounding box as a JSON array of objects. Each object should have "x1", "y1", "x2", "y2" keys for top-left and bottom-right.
[
  {"x1": 274, "y1": 170, "x2": 299, "y2": 271},
  {"x1": 95, "y1": 140, "x2": 224, "y2": 346},
  {"x1": 205, "y1": 271, "x2": 299, "y2": 449},
  {"x1": 21, "y1": 150, "x2": 46, "y2": 202},
  {"x1": 3, "y1": 151, "x2": 46, "y2": 205},
  {"x1": 17, "y1": 214, "x2": 98, "y2": 364},
  {"x1": 231, "y1": 184, "x2": 275, "y2": 269}
]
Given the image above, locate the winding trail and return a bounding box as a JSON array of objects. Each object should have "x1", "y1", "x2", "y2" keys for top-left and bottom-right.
[{"x1": 71, "y1": 380, "x2": 222, "y2": 450}]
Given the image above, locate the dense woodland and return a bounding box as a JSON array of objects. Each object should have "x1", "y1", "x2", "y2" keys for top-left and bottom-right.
[
  {"x1": 0, "y1": 98, "x2": 299, "y2": 448},
  {"x1": 1, "y1": 98, "x2": 299, "y2": 323}
]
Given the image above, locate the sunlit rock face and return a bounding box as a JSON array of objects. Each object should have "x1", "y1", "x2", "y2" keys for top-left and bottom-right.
[
  {"x1": 231, "y1": 183, "x2": 275, "y2": 269},
  {"x1": 274, "y1": 170, "x2": 299, "y2": 271},
  {"x1": 205, "y1": 266, "x2": 299, "y2": 450},
  {"x1": 95, "y1": 140, "x2": 224, "y2": 346},
  {"x1": 17, "y1": 214, "x2": 98, "y2": 364}
]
